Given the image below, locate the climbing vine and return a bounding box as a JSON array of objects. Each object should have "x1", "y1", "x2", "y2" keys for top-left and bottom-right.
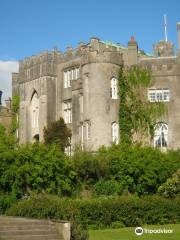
[
  {"x1": 118, "y1": 65, "x2": 165, "y2": 145},
  {"x1": 11, "y1": 95, "x2": 20, "y2": 135}
]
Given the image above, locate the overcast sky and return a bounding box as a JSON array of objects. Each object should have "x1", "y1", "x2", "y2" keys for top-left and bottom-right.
[{"x1": 0, "y1": 0, "x2": 179, "y2": 105}]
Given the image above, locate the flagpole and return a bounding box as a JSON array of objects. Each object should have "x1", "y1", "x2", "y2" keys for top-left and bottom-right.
[{"x1": 164, "y1": 14, "x2": 168, "y2": 42}]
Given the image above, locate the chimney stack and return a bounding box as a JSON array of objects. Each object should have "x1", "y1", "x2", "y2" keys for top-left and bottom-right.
[
  {"x1": 177, "y1": 22, "x2": 180, "y2": 51},
  {"x1": 0, "y1": 91, "x2": 2, "y2": 105}
]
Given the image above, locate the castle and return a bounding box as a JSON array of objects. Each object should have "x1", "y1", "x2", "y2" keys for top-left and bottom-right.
[{"x1": 12, "y1": 23, "x2": 180, "y2": 151}]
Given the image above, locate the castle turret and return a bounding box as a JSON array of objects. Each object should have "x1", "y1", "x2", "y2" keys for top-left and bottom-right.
[{"x1": 153, "y1": 40, "x2": 174, "y2": 57}]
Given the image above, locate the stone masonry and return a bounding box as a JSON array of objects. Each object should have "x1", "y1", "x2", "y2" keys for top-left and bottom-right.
[{"x1": 12, "y1": 23, "x2": 180, "y2": 151}]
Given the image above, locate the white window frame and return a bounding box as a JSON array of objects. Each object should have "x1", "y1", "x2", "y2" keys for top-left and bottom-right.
[
  {"x1": 63, "y1": 67, "x2": 80, "y2": 88},
  {"x1": 63, "y1": 101, "x2": 72, "y2": 124},
  {"x1": 64, "y1": 71, "x2": 68, "y2": 88},
  {"x1": 111, "y1": 122, "x2": 119, "y2": 144},
  {"x1": 31, "y1": 92, "x2": 39, "y2": 129},
  {"x1": 111, "y1": 77, "x2": 118, "y2": 99},
  {"x1": 148, "y1": 89, "x2": 170, "y2": 102},
  {"x1": 75, "y1": 68, "x2": 80, "y2": 79},
  {"x1": 79, "y1": 122, "x2": 84, "y2": 150},
  {"x1": 86, "y1": 121, "x2": 91, "y2": 140},
  {"x1": 154, "y1": 123, "x2": 168, "y2": 148},
  {"x1": 79, "y1": 94, "x2": 83, "y2": 114}
]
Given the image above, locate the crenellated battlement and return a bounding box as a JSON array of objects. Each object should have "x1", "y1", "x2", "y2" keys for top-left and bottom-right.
[
  {"x1": 18, "y1": 38, "x2": 123, "y2": 83},
  {"x1": 139, "y1": 56, "x2": 177, "y2": 74},
  {"x1": 19, "y1": 49, "x2": 62, "y2": 70}
]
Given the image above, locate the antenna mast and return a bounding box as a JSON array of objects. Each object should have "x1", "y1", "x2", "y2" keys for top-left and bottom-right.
[{"x1": 164, "y1": 14, "x2": 168, "y2": 42}]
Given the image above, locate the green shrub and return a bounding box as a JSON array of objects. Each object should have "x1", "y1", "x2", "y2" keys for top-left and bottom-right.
[
  {"x1": 0, "y1": 193, "x2": 17, "y2": 214},
  {"x1": 71, "y1": 221, "x2": 89, "y2": 240},
  {"x1": 93, "y1": 179, "x2": 122, "y2": 196},
  {"x1": 111, "y1": 221, "x2": 125, "y2": 229},
  {"x1": 0, "y1": 144, "x2": 76, "y2": 198},
  {"x1": 71, "y1": 148, "x2": 110, "y2": 187},
  {"x1": 6, "y1": 194, "x2": 180, "y2": 229},
  {"x1": 158, "y1": 169, "x2": 180, "y2": 198},
  {"x1": 97, "y1": 144, "x2": 180, "y2": 196}
]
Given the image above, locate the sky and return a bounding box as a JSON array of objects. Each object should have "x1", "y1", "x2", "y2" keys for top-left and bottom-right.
[{"x1": 0, "y1": 0, "x2": 179, "y2": 103}]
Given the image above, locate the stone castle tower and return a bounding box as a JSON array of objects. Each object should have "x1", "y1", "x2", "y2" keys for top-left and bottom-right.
[{"x1": 12, "y1": 23, "x2": 180, "y2": 151}]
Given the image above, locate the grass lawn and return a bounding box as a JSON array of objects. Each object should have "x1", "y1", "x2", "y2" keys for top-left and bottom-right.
[{"x1": 89, "y1": 224, "x2": 180, "y2": 240}]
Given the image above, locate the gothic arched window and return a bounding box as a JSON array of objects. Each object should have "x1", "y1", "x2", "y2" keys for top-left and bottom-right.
[
  {"x1": 30, "y1": 91, "x2": 39, "y2": 139},
  {"x1": 110, "y1": 77, "x2": 118, "y2": 99},
  {"x1": 154, "y1": 123, "x2": 168, "y2": 148}
]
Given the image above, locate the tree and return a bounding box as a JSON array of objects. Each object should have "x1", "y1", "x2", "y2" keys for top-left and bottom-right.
[{"x1": 44, "y1": 118, "x2": 71, "y2": 152}]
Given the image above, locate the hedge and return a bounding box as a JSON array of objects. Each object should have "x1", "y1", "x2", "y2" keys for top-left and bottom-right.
[{"x1": 6, "y1": 194, "x2": 180, "y2": 229}]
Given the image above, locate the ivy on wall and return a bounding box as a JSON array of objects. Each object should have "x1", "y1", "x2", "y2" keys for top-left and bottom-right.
[
  {"x1": 118, "y1": 65, "x2": 165, "y2": 145},
  {"x1": 11, "y1": 95, "x2": 20, "y2": 135}
]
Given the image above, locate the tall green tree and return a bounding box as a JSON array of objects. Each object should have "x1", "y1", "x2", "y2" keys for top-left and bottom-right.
[{"x1": 44, "y1": 118, "x2": 71, "y2": 152}]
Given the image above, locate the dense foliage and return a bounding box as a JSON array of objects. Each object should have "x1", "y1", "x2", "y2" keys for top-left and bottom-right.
[
  {"x1": 44, "y1": 118, "x2": 71, "y2": 152},
  {"x1": 11, "y1": 95, "x2": 20, "y2": 135},
  {"x1": 7, "y1": 194, "x2": 180, "y2": 229},
  {"x1": 118, "y1": 66, "x2": 165, "y2": 144},
  {"x1": 73, "y1": 144, "x2": 180, "y2": 196},
  {"x1": 158, "y1": 169, "x2": 180, "y2": 198},
  {"x1": 0, "y1": 125, "x2": 76, "y2": 203}
]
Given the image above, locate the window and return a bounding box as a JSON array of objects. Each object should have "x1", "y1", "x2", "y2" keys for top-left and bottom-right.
[
  {"x1": 64, "y1": 67, "x2": 80, "y2": 88},
  {"x1": 79, "y1": 122, "x2": 84, "y2": 150},
  {"x1": 76, "y1": 68, "x2": 80, "y2": 79},
  {"x1": 63, "y1": 101, "x2": 72, "y2": 123},
  {"x1": 31, "y1": 92, "x2": 39, "y2": 129},
  {"x1": 79, "y1": 94, "x2": 83, "y2": 114},
  {"x1": 86, "y1": 121, "x2": 91, "y2": 140},
  {"x1": 30, "y1": 91, "x2": 39, "y2": 141},
  {"x1": 148, "y1": 89, "x2": 170, "y2": 102},
  {"x1": 154, "y1": 123, "x2": 168, "y2": 148},
  {"x1": 111, "y1": 77, "x2": 118, "y2": 99},
  {"x1": 111, "y1": 122, "x2": 119, "y2": 144},
  {"x1": 64, "y1": 71, "x2": 70, "y2": 88}
]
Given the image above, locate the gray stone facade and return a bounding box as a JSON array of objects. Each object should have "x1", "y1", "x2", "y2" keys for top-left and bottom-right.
[{"x1": 12, "y1": 23, "x2": 180, "y2": 150}]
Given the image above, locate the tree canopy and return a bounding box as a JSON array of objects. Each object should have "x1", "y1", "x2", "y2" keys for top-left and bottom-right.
[{"x1": 44, "y1": 118, "x2": 71, "y2": 152}]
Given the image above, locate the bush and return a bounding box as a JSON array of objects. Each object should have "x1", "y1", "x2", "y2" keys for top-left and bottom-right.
[
  {"x1": 72, "y1": 148, "x2": 110, "y2": 186},
  {"x1": 97, "y1": 144, "x2": 180, "y2": 196},
  {"x1": 93, "y1": 179, "x2": 122, "y2": 196},
  {"x1": 111, "y1": 221, "x2": 125, "y2": 229},
  {"x1": 6, "y1": 194, "x2": 180, "y2": 229},
  {"x1": 71, "y1": 221, "x2": 89, "y2": 240},
  {"x1": 0, "y1": 193, "x2": 17, "y2": 214},
  {"x1": 0, "y1": 144, "x2": 76, "y2": 198},
  {"x1": 72, "y1": 144, "x2": 180, "y2": 196},
  {"x1": 158, "y1": 169, "x2": 180, "y2": 198}
]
